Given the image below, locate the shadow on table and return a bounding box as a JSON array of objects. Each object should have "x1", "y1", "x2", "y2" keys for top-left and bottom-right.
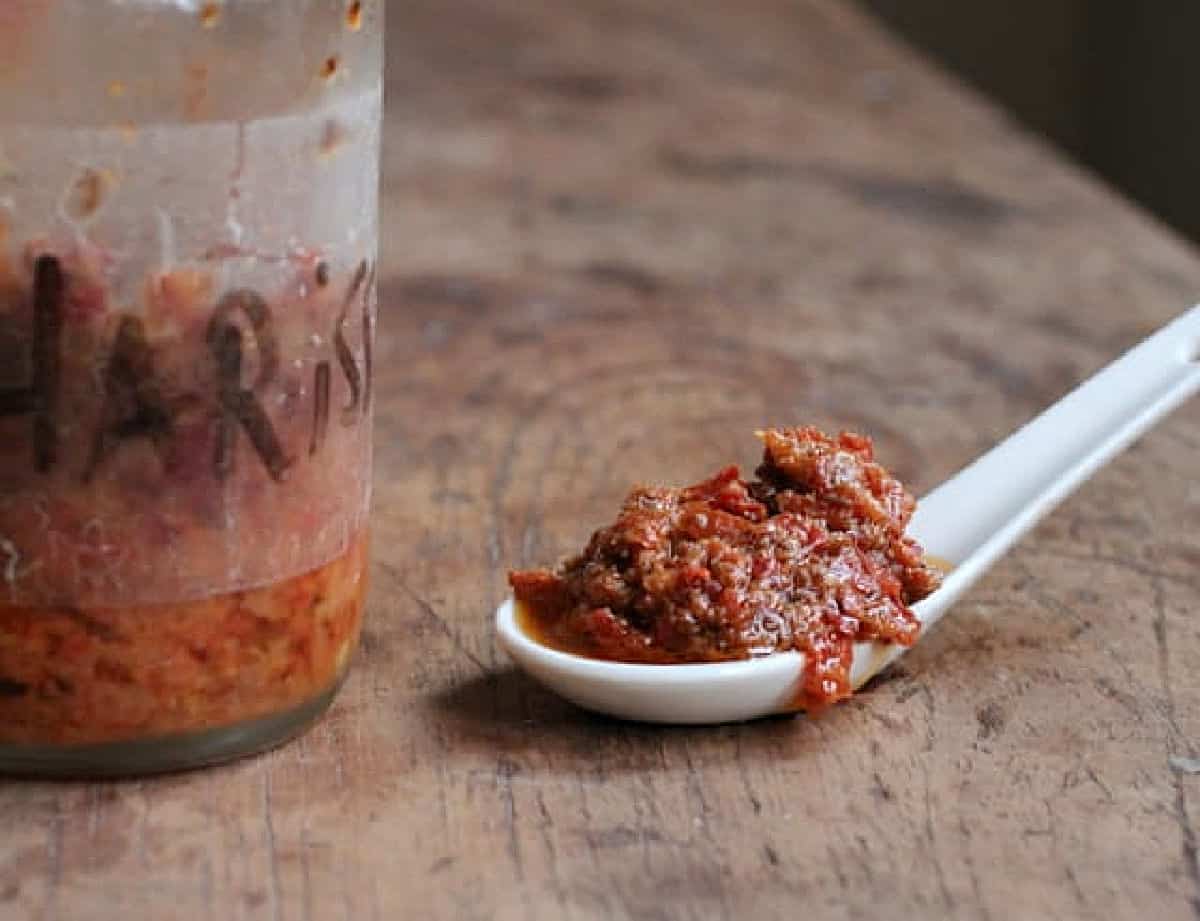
[
  {"x1": 428, "y1": 666, "x2": 830, "y2": 770},
  {"x1": 431, "y1": 666, "x2": 579, "y2": 730}
]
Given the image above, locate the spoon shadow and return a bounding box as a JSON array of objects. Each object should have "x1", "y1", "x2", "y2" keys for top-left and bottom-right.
[
  {"x1": 426, "y1": 663, "x2": 952, "y2": 773},
  {"x1": 428, "y1": 666, "x2": 815, "y2": 761}
]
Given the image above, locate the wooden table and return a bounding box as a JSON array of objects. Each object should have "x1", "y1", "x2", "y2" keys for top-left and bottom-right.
[{"x1": 6, "y1": 1, "x2": 1200, "y2": 918}]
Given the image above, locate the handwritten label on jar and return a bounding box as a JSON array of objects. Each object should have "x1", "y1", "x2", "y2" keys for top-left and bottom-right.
[{"x1": 0, "y1": 255, "x2": 374, "y2": 483}]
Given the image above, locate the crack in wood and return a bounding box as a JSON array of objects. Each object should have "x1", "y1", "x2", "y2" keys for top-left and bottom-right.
[
  {"x1": 1151, "y1": 578, "x2": 1200, "y2": 920},
  {"x1": 380, "y1": 562, "x2": 489, "y2": 675}
]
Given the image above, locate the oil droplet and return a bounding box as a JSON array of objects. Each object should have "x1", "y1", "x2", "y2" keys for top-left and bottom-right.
[
  {"x1": 63, "y1": 167, "x2": 118, "y2": 222},
  {"x1": 319, "y1": 55, "x2": 340, "y2": 81},
  {"x1": 184, "y1": 62, "x2": 210, "y2": 120},
  {"x1": 199, "y1": 3, "x2": 221, "y2": 27},
  {"x1": 318, "y1": 119, "x2": 351, "y2": 159},
  {"x1": 107, "y1": 80, "x2": 126, "y2": 98},
  {"x1": 345, "y1": 1, "x2": 363, "y2": 31},
  {"x1": 925, "y1": 554, "x2": 954, "y2": 575}
]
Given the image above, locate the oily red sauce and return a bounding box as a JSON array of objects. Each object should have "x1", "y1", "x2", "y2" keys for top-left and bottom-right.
[
  {"x1": 0, "y1": 532, "x2": 367, "y2": 747},
  {"x1": 509, "y1": 427, "x2": 942, "y2": 710}
]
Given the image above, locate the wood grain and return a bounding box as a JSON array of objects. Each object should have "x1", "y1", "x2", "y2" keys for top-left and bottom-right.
[{"x1": 5, "y1": 1, "x2": 1200, "y2": 919}]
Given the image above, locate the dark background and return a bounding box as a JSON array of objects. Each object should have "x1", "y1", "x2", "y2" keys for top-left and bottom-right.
[{"x1": 861, "y1": 1, "x2": 1200, "y2": 244}]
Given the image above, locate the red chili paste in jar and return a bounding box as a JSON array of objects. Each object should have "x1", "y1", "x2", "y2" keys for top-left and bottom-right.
[{"x1": 509, "y1": 427, "x2": 942, "y2": 709}]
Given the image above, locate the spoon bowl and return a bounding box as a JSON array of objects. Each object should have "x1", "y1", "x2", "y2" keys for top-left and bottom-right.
[
  {"x1": 496, "y1": 559, "x2": 978, "y2": 723},
  {"x1": 496, "y1": 599, "x2": 916, "y2": 724},
  {"x1": 497, "y1": 305, "x2": 1200, "y2": 724}
]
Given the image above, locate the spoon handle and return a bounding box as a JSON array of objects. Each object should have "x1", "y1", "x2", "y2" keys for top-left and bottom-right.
[{"x1": 909, "y1": 304, "x2": 1200, "y2": 569}]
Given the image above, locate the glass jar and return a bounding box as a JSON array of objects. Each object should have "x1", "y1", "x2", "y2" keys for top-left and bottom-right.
[{"x1": 0, "y1": 0, "x2": 382, "y2": 775}]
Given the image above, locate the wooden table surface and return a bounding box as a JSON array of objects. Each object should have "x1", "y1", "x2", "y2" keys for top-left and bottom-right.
[{"x1": 6, "y1": 1, "x2": 1200, "y2": 919}]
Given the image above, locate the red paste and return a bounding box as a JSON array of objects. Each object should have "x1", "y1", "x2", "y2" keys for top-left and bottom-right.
[{"x1": 510, "y1": 427, "x2": 942, "y2": 709}]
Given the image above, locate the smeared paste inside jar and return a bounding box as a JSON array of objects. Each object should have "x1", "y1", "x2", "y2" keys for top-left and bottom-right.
[{"x1": 509, "y1": 427, "x2": 942, "y2": 709}]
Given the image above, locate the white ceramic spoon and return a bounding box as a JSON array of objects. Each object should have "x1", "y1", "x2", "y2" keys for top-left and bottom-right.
[{"x1": 496, "y1": 305, "x2": 1200, "y2": 724}]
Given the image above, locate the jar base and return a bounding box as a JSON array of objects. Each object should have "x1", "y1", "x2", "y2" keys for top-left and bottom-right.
[{"x1": 0, "y1": 679, "x2": 344, "y2": 779}]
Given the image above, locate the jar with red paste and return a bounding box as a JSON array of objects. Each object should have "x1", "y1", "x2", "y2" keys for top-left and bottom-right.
[{"x1": 0, "y1": 0, "x2": 382, "y2": 774}]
